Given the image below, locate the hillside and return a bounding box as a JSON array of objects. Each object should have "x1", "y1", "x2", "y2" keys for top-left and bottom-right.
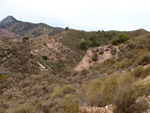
[
  {"x1": 0, "y1": 27, "x2": 148, "y2": 75},
  {"x1": 54, "y1": 29, "x2": 148, "y2": 55},
  {"x1": 0, "y1": 16, "x2": 150, "y2": 113},
  {"x1": 0, "y1": 36, "x2": 81, "y2": 75},
  {"x1": 0, "y1": 32, "x2": 150, "y2": 113}
]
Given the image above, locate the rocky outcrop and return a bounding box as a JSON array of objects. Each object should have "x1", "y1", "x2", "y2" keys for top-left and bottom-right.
[
  {"x1": 75, "y1": 45, "x2": 119, "y2": 71},
  {"x1": 80, "y1": 105, "x2": 115, "y2": 113}
]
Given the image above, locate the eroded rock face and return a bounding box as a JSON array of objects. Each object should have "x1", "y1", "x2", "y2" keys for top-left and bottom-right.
[{"x1": 75, "y1": 45, "x2": 119, "y2": 71}]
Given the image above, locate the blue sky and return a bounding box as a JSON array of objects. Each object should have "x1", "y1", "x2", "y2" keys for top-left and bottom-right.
[{"x1": 0, "y1": 0, "x2": 150, "y2": 31}]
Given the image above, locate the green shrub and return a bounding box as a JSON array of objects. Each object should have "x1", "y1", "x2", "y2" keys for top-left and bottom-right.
[
  {"x1": 42, "y1": 55, "x2": 48, "y2": 60},
  {"x1": 118, "y1": 33, "x2": 130, "y2": 43},
  {"x1": 65, "y1": 27, "x2": 69, "y2": 30},
  {"x1": 112, "y1": 33, "x2": 130, "y2": 45},
  {"x1": 89, "y1": 41, "x2": 100, "y2": 47},
  {"x1": 79, "y1": 41, "x2": 89, "y2": 50},
  {"x1": 22, "y1": 37, "x2": 29, "y2": 41}
]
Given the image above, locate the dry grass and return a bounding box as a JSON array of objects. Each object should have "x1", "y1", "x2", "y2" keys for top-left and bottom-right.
[
  {"x1": 7, "y1": 105, "x2": 33, "y2": 113},
  {"x1": 84, "y1": 71, "x2": 150, "y2": 113},
  {"x1": 80, "y1": 68, "x2": 88, "y2": 75},
  {"x1": 0, "y1": 73, "x2": 8, "y2": 81},
  {"x1": 132, "y1": 65, "x2": 150, "y2": 79},
  {"x1": 51, "y1": 85, "x2": 75, "y2": 99},
  {"x1": 85, "y1": 78, "x2": 105, "y2": 106}
]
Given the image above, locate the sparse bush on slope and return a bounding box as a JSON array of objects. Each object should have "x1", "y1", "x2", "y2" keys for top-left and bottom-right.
[
  {"x1": 42, "y1": 55, "x2": 48, "y2": 60},
  {"x1": 118, "y1": 33, "x2": 130, "y2": 43},
  {"x1": 112, "y1": 33, "x2": 130, "y2": 45},
  {"x1": 79, "y1": 41, "x2": 89, "y2": 50}
]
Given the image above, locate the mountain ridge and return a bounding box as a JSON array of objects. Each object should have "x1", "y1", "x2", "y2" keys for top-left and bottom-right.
[
  {"x1": 0, "y1": 16, "x2": 63, "y2": 38},
  {"x1": 0, "y1": 16, "x2": 20, "y2": 25}
]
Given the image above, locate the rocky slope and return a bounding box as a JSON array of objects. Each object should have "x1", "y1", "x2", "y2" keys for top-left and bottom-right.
[
  {"x1": 0, "y1": 35, "x2": 82, "y2": 75},
  {"x1": 1, "y1": 33, "x2": 150, "y2": 113},
  {"x1": 0, "y1": 17, "x2": 150, "y2": 113},
  {"x1": 75, "y1": 45, "x2": 119, "y2": 71}
]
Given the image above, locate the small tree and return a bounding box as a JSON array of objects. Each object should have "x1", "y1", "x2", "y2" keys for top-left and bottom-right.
[
  {"x1": 65, "y1": 27, "x2": 69, "y2": 31},
  {"x1": 118, "y1": 33, "x2": 130, "y2": 43},
  {"x1": 112, "y1": 33, "x2": 130, "y2": 45},
  {"x1": 79, "y1": 41, "x2": 89, "y2": 50}
]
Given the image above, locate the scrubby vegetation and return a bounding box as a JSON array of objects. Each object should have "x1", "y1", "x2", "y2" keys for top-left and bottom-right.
[
  {"x1": 75, "y1": 34, "x2": 150, "y2": 113},
  {"x1": 0, "y1": 26, "x2": 150, "y2": 113},
  {"x1": 51, "y1": 85, "x2": 75, "y2": 99}
]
